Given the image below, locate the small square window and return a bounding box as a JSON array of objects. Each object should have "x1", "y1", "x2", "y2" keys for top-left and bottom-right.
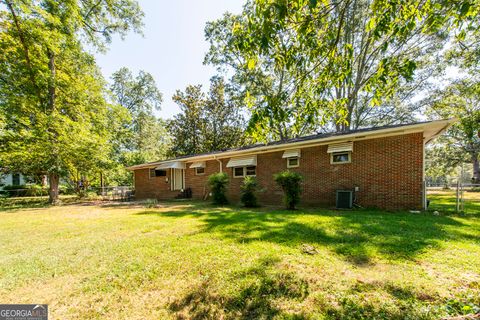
[
  {"x1": 195, "y1": 167, "x2": 205, "y2": 175},
  {"x1": 287, "y1": 157, "x2": 299, "y2": 168},
  {"x1": 245, "y1": 166, "x2": 256, "y2": 176},
  {"x1": 233, "y1": 167, "x2": 244, "y2": 178},
  {"x1": 331, "y1": 152, "x2": 351, "y2": 164}
]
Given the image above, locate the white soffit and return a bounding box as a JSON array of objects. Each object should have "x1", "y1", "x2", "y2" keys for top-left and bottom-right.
[
  {"x1": 282, "y1": 149, "x2": 301, "y2": 158},
  {"x1": 156, "y1": 161, "x2": 186, "y2": 170},
  {"x1": 327, "y1": 142, "x2": 353, "y2": 153},
  {"x1": 226, "y1": 155, "x2": 257, "y2": 168},
  {"x1": 189, "y1": 161, "x2": 206, "y2": 169}
]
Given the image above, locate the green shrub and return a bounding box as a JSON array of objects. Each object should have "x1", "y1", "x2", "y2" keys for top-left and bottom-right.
[
  {"x1": 240, "y1": 176, "x2": 260, "y2": 207},
  {"x1": 59, "y1": 185, "x2": 75, "y2": 195},
  {"x1": 274, "y1": 170, "x2": 303, "y2": 210},
  {"x1": 1, "y1": 184, "x2": 48, "y2": 197},
  {"x1": 144, "y1": 198, "x2": 158, "y2": 208},
  {"x1": 208, "y1": 172, "x2": 229, "y2": 205}
]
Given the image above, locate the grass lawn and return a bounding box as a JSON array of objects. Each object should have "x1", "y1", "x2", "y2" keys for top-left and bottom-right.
[
  {"x1": 428, "y1": 188, "x2": 480, "y2": 215},
  {"x1": 0, "y1": 193, "x2": 479, "y2": 319}
]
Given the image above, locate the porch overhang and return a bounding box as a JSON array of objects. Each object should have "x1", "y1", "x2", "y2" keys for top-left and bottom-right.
[
  {"x1": 226, "y1": 155, "x2": 257, "y2": 168},
  {"x1": 156, "y1": 161, "x2": 186, "y2": 170},
  {"x1": 189, "y1": 161, "x2": 206, "y2": 169}
]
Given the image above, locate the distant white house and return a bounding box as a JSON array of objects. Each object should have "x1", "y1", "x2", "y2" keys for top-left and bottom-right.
[{"x1": 0, "y1": 173, "x2": 27, "y2": 189}]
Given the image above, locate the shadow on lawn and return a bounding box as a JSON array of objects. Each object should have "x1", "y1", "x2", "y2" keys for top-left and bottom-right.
[
  {"x1": 0, "y1": 196, "x2": 67, "y2": 212},
  {"x1": 138, "y1": 205, "x2": 475, "y2": 265},
  {"x1": 168, "y1": 256, "x2": 438, "y2": 320},
  {"x1": 169, "y1": 256, "x2": 309, "y2": 319}
]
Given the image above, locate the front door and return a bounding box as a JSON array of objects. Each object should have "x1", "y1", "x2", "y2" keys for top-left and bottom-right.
[{"x1": 172, "y1": 169, "x2": 184, "y2": 191}]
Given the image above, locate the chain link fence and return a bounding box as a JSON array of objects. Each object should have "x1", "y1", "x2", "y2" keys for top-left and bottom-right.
[{"x1": 427, "y1": 183, "x2": 479, "y2": 214}]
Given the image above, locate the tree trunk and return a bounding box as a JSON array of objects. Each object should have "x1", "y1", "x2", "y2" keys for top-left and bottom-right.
[
  {"x1": 47, "y1": 48, "x2": 59, "y2": 204},
  {"x1": 48, "y1": 173, "x2": 60, "y2": 204},
  {"x1": 47, "y1": 49, "x2": 56, "y2": 109},
  {"x1": 41, "y1": 175, "x2": 48, "y2": 187},
  {"x1": 473, "y1": 154, "x2": 480, "y2": 184}
]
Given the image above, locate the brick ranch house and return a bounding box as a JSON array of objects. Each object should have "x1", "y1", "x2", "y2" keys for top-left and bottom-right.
[{"x1": 127, "y1": 119, "x2": 454, "y2": 210}]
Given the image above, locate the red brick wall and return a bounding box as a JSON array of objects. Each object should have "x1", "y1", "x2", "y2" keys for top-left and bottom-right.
[
  {"x1": 185, "y1": 159, "x2": 221, "y2": 200},
  {"x1": 133, "y1": 132, "x2": 424, "y2": 210},
  {"x1": 134, "y1": 168, "x2": 179, "y2": 200}
]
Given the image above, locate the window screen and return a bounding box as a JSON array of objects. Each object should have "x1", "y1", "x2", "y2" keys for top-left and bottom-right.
[
  {"x1": 233, "y1": 167, "x2": 244, "y2": 177},
  {"x1": 287, "y1": 157, "x2": 299, "y2": 167},
  {"x1": 150, "y1": 168, "x2": 167, "y2": 177},
  {"x1": 332, "y1": 152, "x2": 351, "y2": 163},
  {"x1": 245, "y1": 166, "x2": 256, "y2": 176}
]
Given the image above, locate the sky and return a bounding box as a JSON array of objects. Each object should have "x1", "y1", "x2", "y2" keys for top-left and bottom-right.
[{"x1": 94, "y1": 0, "x2": 245, "y2": 119}]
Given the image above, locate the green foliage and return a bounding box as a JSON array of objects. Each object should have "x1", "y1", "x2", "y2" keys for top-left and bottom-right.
[
  {"x1": 425, "y1": 79, "x2": 480, "y2": 183},
  {"x1": 168, "y1": 77, "x2": 246, "y2": 156},
  {"x1": 108, "y1": 67, "x2": 171, "y2": 185},
  {"x1": 204, "y1": 0, "x2": 479, "y2": 139},
  {"x1": 111, "y1": 67, "x2": 163, "y2": 115},
  {"x1": 203, "y1": 76, "x2": 247, "y2": 152},
  {"x1": 240, "y1": 176, "x2": 260, "y2": 207},
  {"x1": 144, "y1": 198, "x2": 158, "y2": 208},
  {"x1": 207, "y1": 172, "x2": 229, "y2": 205},
  {"x1": 444, "y1": 298, "x2": 480, "y2": 316},
  {"x1": 169, "y1": 85, "x2": 206, "y2": 156},
  {"x1": 0, "y1": 0, "x2": 144, "y2": 203},
  {"x1": 1, "y1": 185, "x2": 48, "y2": 197},
  {"x1": 274, "y1": 171, "x2": 303, "y2": 210}
]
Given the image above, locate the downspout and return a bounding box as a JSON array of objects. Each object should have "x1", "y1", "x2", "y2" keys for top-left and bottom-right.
[
  {"x1": 214, "y1": 156, "x2": 222, "y2": 173},
  {"x1": 422, "y1": 139, "x2": 427, "y2": 210}
]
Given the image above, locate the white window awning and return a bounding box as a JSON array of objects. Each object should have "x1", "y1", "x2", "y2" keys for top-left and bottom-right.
[
  {"x1": 189, "y1": 161, "x2": 206, "y2": 169},
  {"x1": 282, "y1": 149, "x2": 301, "y2": 158},
  {"x1": 226, "y1": 155, "x2": 257, "y2": 168},
  {"x1": 327, "y1": 142, "x2": 353, "y2": 153},
  {"x1": 156, "y1": 161, "x2": 186, "y2": 170}
]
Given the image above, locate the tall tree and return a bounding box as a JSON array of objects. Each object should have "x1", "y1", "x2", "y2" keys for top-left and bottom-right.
[
  {"x1": 203, "y1": 77, "x2": 246, "y2": 152},
  {"x1": 425, "y1": 80, "x2": 480, "y2": 183},
  {"x1": 109, "y1": 68, "x2": 170, "y2": 171},
  {"x1": 205, "y1": 0, "x2": 477, "y2": 141},
  {"x1": 168, "y1": 78, "x2": 246, "y2": 156},
  {"x1": 0, "y1": 0, "x2": 143, "y2": 203},
  {"x1": 169, "y1": 85, "x2": 206, "y2": 156}
]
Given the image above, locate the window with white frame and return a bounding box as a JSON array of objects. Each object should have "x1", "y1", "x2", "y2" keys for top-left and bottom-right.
[
  {"x1": 287, "y1": 157, "x2": 299, "y2": 168},
  {"x1": 195, "y1": 167, "x2": 205, "y2": 175},
  {"x1": 282, "y1": 149, "x2": 301, "y2": 168},
  {"x1": 233, "y1": 166, "x2": 256, "y2": 178},
  {"x1": 233, "y1": 167, "x2": 244, "y2": 178},
  {"x1": 331, "y1": 152, "x2": 351, "y2": 164}
]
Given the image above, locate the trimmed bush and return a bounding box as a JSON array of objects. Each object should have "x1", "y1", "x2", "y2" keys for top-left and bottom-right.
[
  {"x1": 274, "y1": 170, "x2": 303, "y2": 210},
  {"x1": 208, "y1": 172, "x2": 229, "y2": 205},
  {"x1": 240, "y1": 176, "x2": 260, "y2": 207}
]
